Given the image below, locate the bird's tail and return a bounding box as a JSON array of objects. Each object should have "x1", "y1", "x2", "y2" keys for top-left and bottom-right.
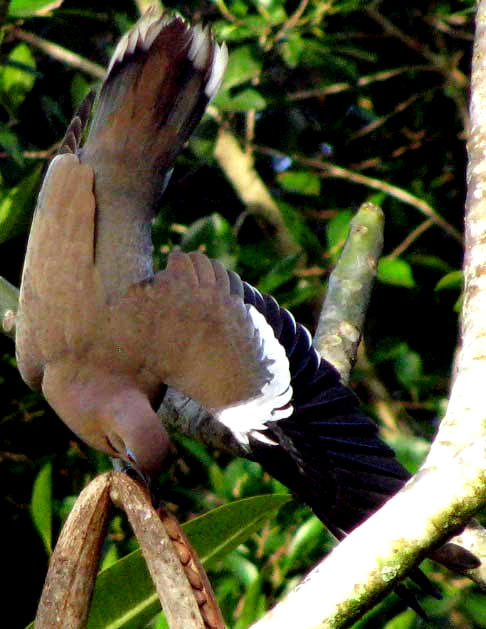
[{"x1": 81, "y1": 9, "x2": 227, "y2": 207}]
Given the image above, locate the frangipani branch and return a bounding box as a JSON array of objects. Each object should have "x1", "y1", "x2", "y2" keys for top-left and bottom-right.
[{"x1": 34, "y1": 472, "x2": 223, "y2": 629}]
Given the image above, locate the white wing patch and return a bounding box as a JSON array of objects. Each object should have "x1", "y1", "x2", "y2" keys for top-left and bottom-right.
[{"x1": 215, "y1": 304, "x2": 293, "y2": 447}]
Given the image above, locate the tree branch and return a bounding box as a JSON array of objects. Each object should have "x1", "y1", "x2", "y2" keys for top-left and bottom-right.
[
  {"x1": 213, "y1": 126, "x2": 301, "y2": 258},
  {"x1": 313, "y1": 202, "x2": 384, "y2": 384}
]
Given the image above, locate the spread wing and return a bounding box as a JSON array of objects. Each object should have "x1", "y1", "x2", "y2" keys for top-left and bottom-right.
[
  {"x1": 108, "y1": 251, "x2": 292, "y2": 443},
  {"x1": 16, "y1": 153, "x2": 105, "y2": 389}
]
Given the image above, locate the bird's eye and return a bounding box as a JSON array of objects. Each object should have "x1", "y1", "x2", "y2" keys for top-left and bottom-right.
[
  {"x1": 105, "y1": 433, "x2": 125, "y2": 457},
  {"x1": 105, "y1": 435, "x2": 118, "y2": 454}
]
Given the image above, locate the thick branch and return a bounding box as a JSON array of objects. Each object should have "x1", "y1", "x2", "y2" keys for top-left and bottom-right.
[
  {"x1": 313, "y1": 202, "x2": 384, "y2": 384},
  {"x1": 250, "y1": 444, "x2": 486, "y2": 629}
]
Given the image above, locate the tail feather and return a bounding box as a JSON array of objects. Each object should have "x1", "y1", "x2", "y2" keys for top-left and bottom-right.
[
  {"x1": 78, "y1": 11, "x2": 227, "y2": 300},
  {"x1": 84, "y1": 12, "x2": 227, "y2": 195}
]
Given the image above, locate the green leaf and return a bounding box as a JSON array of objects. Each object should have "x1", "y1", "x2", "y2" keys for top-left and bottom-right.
[
  {"x1": 387, "y1": 433, "x2": 430, "y2": 475},
  {"x1": 394, "y1": 345, "x2": 423, "y2": 392},
  {"x1": 407, "y1": 253, "x2": 453, "y2": 273},
  {"x1": 0, "y1": 124, "x2": 24, "y2": 165},
  {"x1": 283, "y1": 516, "x2": 325, "y2": 572},
  {"x1": 279, "y1": 200, "x2": 321, "y2": 256},
  {"x1": 7, "y1": 0, "x2": 63, "y2": 18},
  {"x1": 0, "y1": 43, "x2": 37, "y2": 112},
  {"x1": 257, "y1": 254, "x2": 301, "y2": 293},
  {"x1": 233, "y1": 571, "x2": 265, "y2": 628},
  {"x1": 0, "y1": 165, "x2": 42, "y2": 244},
  {"x1": 30, "y1": 462, "x2": 53, "y2": 555},
  {"x1": 326, "y1": 208, "x2": 352, "y2": 256},
  {"x1": 222, "y1": 45, "x2": 262, "y2": 90},
  {"x1": 377, "y1": 257, "x2": 415, "y2": 288},
  {"x1": 215, "y1": 87, "x2": 267, "y2": 111},
  {"x1": 83, "y1": 494, "x2": 290, "y2": 629},
  {"x1": 435, "y1": 269, "x2": 463, "y2": 291},
  {"x1": 187, "y1": 494, "x2": 285, "y2": 559},
  {"x1": 277, "y1": 170, "x2": 321, "y2": 196},
  {"x1": 383, "y1": 608, "x2": 416, "y2": 629},
  {"x1": 280, "y1": 33, "x2": 305, "y2": 68},
  {"x1": 181, "y1": 213, "x2": 237, "y2": 268}
]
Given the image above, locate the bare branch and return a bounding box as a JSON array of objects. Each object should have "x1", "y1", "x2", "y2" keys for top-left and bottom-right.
[
  {"x1": 13, "y1": 28, "x2": 105, "y2": 79},
  {"x1": 35, "y1": 474, "x2": 112, "y2": 629}
]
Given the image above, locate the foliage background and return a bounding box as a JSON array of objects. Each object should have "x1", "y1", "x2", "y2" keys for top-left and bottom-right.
[{"x1": 0, "y1": 0, "x2": 485, "y2": 627}]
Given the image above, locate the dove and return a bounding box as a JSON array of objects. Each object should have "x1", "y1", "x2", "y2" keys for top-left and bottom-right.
[{"x1": 15, "y1": 8, "x2": 479, "y2": 615}]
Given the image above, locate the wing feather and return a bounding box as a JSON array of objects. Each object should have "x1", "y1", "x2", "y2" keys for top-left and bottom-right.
[
  {"x1": 108, "y1": 251, "x2": 292, "y2": 436},
  {"x1": 16, "y1": 153, "x2": 103, "y2": 388}
]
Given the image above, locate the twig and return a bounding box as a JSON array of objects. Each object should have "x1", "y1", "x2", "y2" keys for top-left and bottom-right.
[
  {"x1": 274, "y1": 0, "x2": 309, "y2": 43},
  {"x1": 366, "y1": 6, "x2": 469, "y2": 127},
  {"x1": 13, "y1": 28, "x2": 105, "y2": 79},
  {"x1": 388, "y1": 218, "x2": 434, "y2": 258},
  {"x1": 256, "y1": 145, "x2": 462, "y2": 243},
  {"x1": 348, "y1": 92, "x2": 425, "y2": 141},
  {"x1": 214, "y1": 127, "x2": 301, "y2": 257},
  {"x1": 310, "y1": 160, "x2": 462, "y2": 243},
  {"x1": 287, "y1": 65, "x2": 437, "y2": 101}
]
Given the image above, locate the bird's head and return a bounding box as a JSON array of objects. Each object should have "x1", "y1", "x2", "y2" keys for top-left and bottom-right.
[
  {"x1": 42, "y1": 364, "x2": 170, "y2": 479},
  {"x1": 99, "y1": 388, "x2": 170, "y2": 477}
]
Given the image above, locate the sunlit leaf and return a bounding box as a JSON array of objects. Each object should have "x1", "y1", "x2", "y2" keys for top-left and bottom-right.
[
  {"x1": 0, "y1": 165, "x2": 42, "y2": 243},
  {"x1": 216, "y1": 87, "x2": 267, "y2": 111},
  {"x1": 280, "y1": 33, "x2": 305, "y2": 68},
  {"x1": 435, "y1": 270, "x2": 463, "y2": 291},
  {"x1": 277, "y1": 170, "x2": 321, "y2": 196},
  {"x1": 377, "y1": 257, "x2": 415, "y2": 288},
  {"x1": 8, "y1": 0, "x2": 63, "y2": 17},
  {"x1": 0, "y1": 43, "x2": 37, "y2": 112},
  {"x1": 222, "y1": 45, "x2": 262, "y2": 90},
  {"x1": 31, "y1": 462, "x2": 53, "y2": 555}
]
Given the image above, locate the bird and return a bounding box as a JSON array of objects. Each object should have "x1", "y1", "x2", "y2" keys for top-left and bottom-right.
[{"x1": 15, "y1": 8, "x2": 478, "y2": 615}]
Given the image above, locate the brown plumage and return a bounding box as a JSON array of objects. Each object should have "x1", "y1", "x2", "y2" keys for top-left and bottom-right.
[{"x1": 16, "y1": 11, "x2": 234, "y2": 474}]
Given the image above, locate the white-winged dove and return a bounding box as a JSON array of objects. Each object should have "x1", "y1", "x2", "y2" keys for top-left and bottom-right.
[{"x1": 15, "y1": 9, "x2": 478, "y2": 611}]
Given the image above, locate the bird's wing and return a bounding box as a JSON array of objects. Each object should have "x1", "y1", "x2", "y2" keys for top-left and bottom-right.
[
  {"x1": 240, "y1": 283, "x2": 410, "y2": 538},
  {"x1": 16, "y1": 152, "x2": 104, "y2": 389},
  {"x1": 80, "y1": 11, "x2": 227, "y2": 300},
  {"x1": 108, "y1": 251, "x2": 292, "y2": 444}
]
